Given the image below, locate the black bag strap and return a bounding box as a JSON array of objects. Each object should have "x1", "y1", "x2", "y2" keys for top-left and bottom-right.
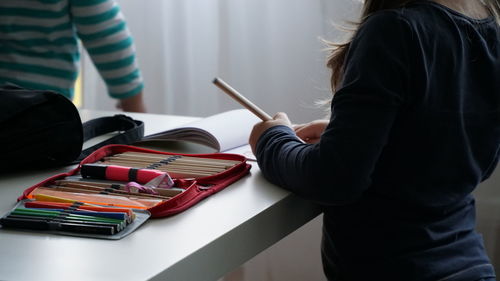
[{"x1": 73, "y1": 114, "x2": 144, "y2": 163}]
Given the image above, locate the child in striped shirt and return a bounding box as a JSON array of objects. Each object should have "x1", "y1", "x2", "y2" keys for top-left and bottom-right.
[{"x1": 0, "y1": 0, "x2": 146, "y2": 112}]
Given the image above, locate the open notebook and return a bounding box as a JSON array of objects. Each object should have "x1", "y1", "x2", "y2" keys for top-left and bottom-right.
[{"x1": 137, "y1": 109, "x2": 261, "y2": 159}]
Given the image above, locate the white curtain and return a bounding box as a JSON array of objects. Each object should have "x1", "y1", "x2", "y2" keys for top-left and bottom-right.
[{"x1": 82, "y1": 0, "x2": 361, "y2": 123}]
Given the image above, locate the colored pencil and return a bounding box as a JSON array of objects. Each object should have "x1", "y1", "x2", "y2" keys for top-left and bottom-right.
[
  {"x1": 31, "y1": 191, "x2": 160, "y2": 209},
  {"x1": 45, "y1": 185, "x2": 171, "y2": 200},
  {"x1": 27, "y1": 208, "x2": 128, "y2": 221},
  {"x1": 24, "y1": 201, "x2": 136, "y2": 220},
  {"x1": 11, "y1": 208, "x2": 125, "y2": 226},
  {"x1": 0, "y1": 217, "x2": 116, "y2": 235},
  {"x1": 54, "y1": 180, "x2": 184, "y2": 198}
]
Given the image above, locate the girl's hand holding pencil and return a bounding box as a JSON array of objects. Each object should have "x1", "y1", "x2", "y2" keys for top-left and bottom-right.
[
  {"x1": 212, "y1": 77, "x2": 302, "y2": 153},
  {"x1": 248, "y1": 112, "x2": 294, "y2": 154}
]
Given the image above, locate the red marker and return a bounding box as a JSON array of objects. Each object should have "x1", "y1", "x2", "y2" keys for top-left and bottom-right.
[{"x1": 81, "y1": 164, "x2": 173, "y2": 187}]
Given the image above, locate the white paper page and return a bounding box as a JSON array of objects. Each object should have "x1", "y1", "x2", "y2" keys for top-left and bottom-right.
[
  {"x1": 192, "y1": 109, "x2": 261, "y2": 151},
  {"x1": 141, "y1": 109, "x2": 261, "y2": 152}
]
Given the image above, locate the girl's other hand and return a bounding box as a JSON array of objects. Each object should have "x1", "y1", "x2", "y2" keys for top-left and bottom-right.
[{"x1": 294, "y1": 119, "x2": 329, "y2": 144}]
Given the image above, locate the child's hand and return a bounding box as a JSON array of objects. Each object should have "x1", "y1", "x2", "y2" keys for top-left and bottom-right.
[
  {"x1": 117, "y1": 92, "x2": 147, "y2": 113},
  {"x1": 249, "y1": 112, "x2": 292, "y2": 154},
  {"x1": 294, "y1": 120, "x2": 329, "y2": 144}
]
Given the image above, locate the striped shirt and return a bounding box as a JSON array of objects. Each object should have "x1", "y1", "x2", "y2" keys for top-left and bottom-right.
[{"x1": 0, "y1": 0, "x2": 144, "y2": 99}]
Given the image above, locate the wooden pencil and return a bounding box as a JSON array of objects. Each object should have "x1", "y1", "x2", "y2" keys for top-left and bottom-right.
[
  {"x1": 104, "y1": 155, "x2": 233, "y2": 169},
  {"x1": 50, "y1": 182, "x2": 172, "y2": 200},
  {"x1": 119, "y1": 152, "x2": 241, "y2": 165},
  {"x1": 32, "y1": 189, "x2": 162, "y2": 209},
  {"x1": 213, "y1": 77, "x2": 272, "y2": 121},
  {"x1": 101, "y1": 157, "x2": 227, "y2": 172},
  {"x1": 98, "y1": 160, "x2": 215, "y2": 178},
  {"x1": 55, "y1": 180, "x2": 184, "y2": 197}
]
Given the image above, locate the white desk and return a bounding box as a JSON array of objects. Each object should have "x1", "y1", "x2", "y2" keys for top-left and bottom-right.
[{"x1": 0, "y1": 110, "x2": 321, "y2": 281}]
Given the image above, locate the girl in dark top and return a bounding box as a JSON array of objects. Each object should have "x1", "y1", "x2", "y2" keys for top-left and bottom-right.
[{"x1": 249, "y1": 0, "x2": 500, "y2": 280}]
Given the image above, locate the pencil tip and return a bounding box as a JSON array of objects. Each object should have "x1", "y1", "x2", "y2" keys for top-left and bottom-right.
[{"x1": 212, "y1": 77, "x2": 218, "y2": 83}]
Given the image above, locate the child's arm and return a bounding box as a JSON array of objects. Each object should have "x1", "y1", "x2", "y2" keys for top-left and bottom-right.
[
  {"x1": 116, "y1": 91, "x2": 146, "y2": 113},
  {"x1": 70, "y1": 0, "x2": 146, "y2": 112}
]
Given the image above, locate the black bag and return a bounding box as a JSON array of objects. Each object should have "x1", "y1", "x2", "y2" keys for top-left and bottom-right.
[{"x1": 0, "y1": 84, "x2": 144, "y2": 171}]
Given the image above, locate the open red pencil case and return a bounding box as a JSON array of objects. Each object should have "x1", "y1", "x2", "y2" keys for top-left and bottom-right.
[{"x1": 4, "y1": 144, "x2": 251, "y2": 239}]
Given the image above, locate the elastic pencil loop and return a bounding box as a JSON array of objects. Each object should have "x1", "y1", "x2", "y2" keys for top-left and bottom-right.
[
  {"x1": 159, "y1": 155, "x2": 182, "y2": 165},
  {"x1": 49, "y1": 211, "x2": 71, "y2": 227},
  {"x1": 67, "y1": 205, "x2": 79, "y2": 211},
  {"x1": 128, "y1": 168, "x2": 139, "y2": 182},
  {"x1": 56, "y1": 211, "x2": 71, "y2": 219},
  {"x1": 47, "y1": 221, "x2": 60, "y2": 231},
  {"x1": 59, "y1": 209, "x2": 74, "y2": 216},
  {"x1": 146, "y1": 162, "x2": 162, "y2": 169},
  {"x1": 71, "y1": 202, "x2": 84, "y2": 209}
]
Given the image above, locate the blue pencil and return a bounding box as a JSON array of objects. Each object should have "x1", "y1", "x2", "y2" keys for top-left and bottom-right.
[{"x1": 28, "y1": 208, "x2": 128, "y2": 222}]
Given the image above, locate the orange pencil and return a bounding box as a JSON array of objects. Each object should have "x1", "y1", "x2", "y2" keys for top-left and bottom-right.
[{"x1": 32, "y1": 191, "x2": 161, "y2": 209}]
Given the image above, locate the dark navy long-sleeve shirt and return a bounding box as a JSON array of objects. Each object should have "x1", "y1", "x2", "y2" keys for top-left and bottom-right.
[{"x1": 255, "y1": 2, "x2": 499, "y2": 280}]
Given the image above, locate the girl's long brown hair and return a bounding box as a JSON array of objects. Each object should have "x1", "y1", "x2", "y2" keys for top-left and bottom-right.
[{"x1": 326, "y1": 0, "x2": 500, "y2": 91}]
